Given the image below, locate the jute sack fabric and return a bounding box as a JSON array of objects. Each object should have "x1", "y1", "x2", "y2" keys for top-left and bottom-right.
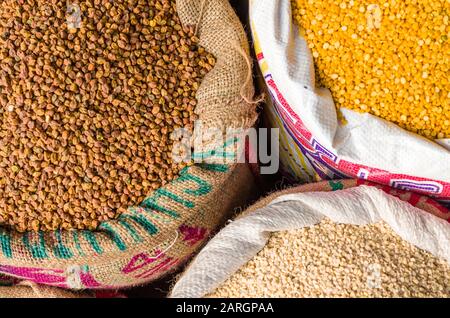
[
  {"x1": 0, "y1": 283, "x2": 92, "y2": 298},
  {"x1": 171, "y1": 180, "x2": 450, "y2": 297},
  {"x1": 0, "y1": 0, "x2": 257, "y2": 289}
]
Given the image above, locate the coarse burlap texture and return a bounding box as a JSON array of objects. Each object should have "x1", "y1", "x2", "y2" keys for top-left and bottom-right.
[
  {"x1": 179, "y1": 0, "x2": 256, "y2": 130},
  {"x1": 170, "y1": 180, "x2": 450, "y2": 298},
  {"x1": 0, "y1": 0, "x2": 257, "y2": 290},
  {"x1": 0, "y1": 283, "x2": 92, "y2": 298}
]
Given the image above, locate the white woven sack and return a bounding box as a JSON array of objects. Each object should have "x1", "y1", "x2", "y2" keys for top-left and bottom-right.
[{"x1": 170, "y1": 186, "x2": 450, "y2": 298}]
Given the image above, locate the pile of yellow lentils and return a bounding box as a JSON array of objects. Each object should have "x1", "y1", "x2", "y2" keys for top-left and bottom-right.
[{"x1": 292, "y1": 0, "x2": 450, "y2": 139}]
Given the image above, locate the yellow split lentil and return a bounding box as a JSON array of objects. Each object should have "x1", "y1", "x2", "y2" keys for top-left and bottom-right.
[
  {"x1": 292, "y1": 0, "x2": 450, "y2": 139},
  {"x1": 209, "y1": 219, "x2": 450, "y2": 298}
]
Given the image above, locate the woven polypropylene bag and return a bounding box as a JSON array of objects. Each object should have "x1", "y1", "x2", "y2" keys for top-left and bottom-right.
[
  {"x1": 171, "y1": 180, "x2": 450, "y2": 298},
  {"x1": 0, "y1": 0, "x2": 257, "y2": 289}
]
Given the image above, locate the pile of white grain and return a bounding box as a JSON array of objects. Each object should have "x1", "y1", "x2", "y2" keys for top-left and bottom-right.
[{"x1": 209, "y1": 219, "x2": 450, "y2": 298}]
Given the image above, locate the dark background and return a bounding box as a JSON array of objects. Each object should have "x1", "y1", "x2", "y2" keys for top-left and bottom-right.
[
  {"x1": 230, "y1": 0, "x2": 249, "y2": 29},
  {"x1": 125, "y1": 0, "x2": 252, "y2": 298}
]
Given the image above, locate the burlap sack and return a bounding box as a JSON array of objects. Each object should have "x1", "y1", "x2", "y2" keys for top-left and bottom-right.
[
  {"x1": 0, "y1": 0, "x2": 257, "y2": 289},
  {"x1": 250, "y1": 0, "x2": 450, "y2": 204}
]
